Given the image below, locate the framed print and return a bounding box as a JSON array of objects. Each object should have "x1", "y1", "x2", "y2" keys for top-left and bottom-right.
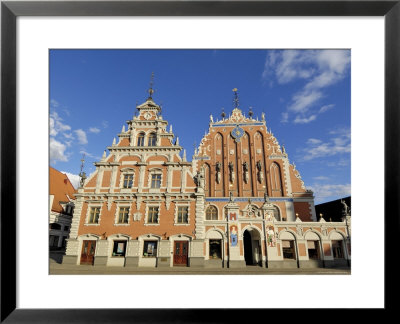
[{"x1": 1, "y1": 0, "x2": 398, "y2": 322}]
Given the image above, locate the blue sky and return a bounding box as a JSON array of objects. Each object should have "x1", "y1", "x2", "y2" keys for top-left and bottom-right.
[{"x1": 49, "y1": 49, "x2": 350, "y2": 204}]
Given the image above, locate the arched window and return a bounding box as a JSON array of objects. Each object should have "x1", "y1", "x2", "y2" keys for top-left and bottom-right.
[
  {"x1": 148, "y1": 133, "x2": 157, "y2": 146},
  {"x1": 206, "y1": 205, "x2": 218, "y2": 220},
  {"x1": 137, "y1": 133, "x2": 145, "y2": 146},
  {"x1": 270, "y1": 162, "x2": 283, "y2": 196}
]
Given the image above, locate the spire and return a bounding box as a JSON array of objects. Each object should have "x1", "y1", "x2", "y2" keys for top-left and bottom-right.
[
  {"x1": 102, "y1": 150, "x2": 107, "y2": 160},
  {"x1": 232, "y1": 88, "x2": 239, "y2": 108},
  {"x1": 112, "y1": 137, "x2": 116, "y2": 145},
  {"x1": 169, "y1": 125, "x2": 173, "y2": 133},
  {"x1": 175, "y1": 137, "x2": 179, "y2": 146},
  {"x1": 121, "y1": 125, "x2": 125, "y2": 133},
  {"x1": 182, "y1": 149, "x2": 187, "y2": 162},
  {"x1": 147, "y1": 72, "x2": 155, "y2": 99}
]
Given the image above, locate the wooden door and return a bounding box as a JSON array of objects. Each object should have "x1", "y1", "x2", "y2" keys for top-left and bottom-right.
[
  {"x1": 80, "y1": 240, "x2": 96, "y2": 265},
  {"x1": 173, "y1": 241, "x2": 188, "y2": 266}
]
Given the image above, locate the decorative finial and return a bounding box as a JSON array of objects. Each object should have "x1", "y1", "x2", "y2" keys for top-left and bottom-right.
[
  {"x1": 147, "y1": 72, "x2": 155, "y2": 99},
  {"x1": 248, "y1": 106, "x2": 253, "y2": 118},
  {"x1": 183, "y1": 149, "x2": 187, "y2": 162},
  {"x1": 112, "y1": 137, "x2": 116, "y2": 145},
  {"x1": 175, "y1": 137, "x2": 179, "y2": 146},
  {"x1": 221, "y1": 107, "x2": 226, "y2": 119},
  {"x1": 78, "y1": 153, "x2": 86, "y2": 188},
  {"x1": 121, "y1": 125, "x2": 125, "y2": 133},
  {"x1": 169, "y1": 125, "x2": 173, "y2": 133},
  {"x1": 232, "y1": 88, "x2": 239, "y2": 108},
  {"x1": 102, "y1": 150, "x2": 106, "y2": 160}
]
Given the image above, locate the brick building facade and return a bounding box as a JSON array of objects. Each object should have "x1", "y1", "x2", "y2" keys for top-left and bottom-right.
[{"x1": 63, "y1": 85, "x2": 351, "y2": 269}]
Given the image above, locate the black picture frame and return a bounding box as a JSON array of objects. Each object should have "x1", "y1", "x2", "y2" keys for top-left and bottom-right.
[{"x1": 1, "y1": 0, "x2": 397, "y2": 322}]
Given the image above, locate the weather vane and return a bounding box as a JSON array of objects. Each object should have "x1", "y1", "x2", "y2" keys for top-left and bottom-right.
[
  {"x1": 147, "y1": 72, "x2": 155, "y2": 99},
  {"x1": 232, "y1": 88, "x2": 239, "y2": 108}
]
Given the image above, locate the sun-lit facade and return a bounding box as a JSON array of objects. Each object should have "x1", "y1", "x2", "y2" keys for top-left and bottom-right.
[{"x1": 63, "y1": 83, "x2": 351, "y2": 269}]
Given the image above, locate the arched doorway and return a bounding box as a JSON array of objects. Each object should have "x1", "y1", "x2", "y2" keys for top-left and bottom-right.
[{"x1": 243, "y1": 228, "x2": 262, "y2": 266}]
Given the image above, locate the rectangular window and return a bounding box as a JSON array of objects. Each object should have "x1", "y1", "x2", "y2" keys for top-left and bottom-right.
[
  {"x1": 151, "y1": 174, "x2": 161, "y2": 188},
  {"x1": 49, "y1": 235, "x2": 59, "y2": 247},
  {"x1": 282, "y1": 240, "x2": 296, "y2": 260},
  {"x1": 112, "y1": 241, "x2": 127, "y2": 257},
  {"x1": 147, "y1": 206, "x2": 159, "y2": 224},
  {"x1": 118, "y1": 207, "x2": 130, "y2": 224},
  {"x1": 123, "y1": 174, "x2": 134, "y2": 188},
  {"x1": 88, "y1": 207, "x2": 100, "y2": 224},
  {"x1": 143, "y1": 241, "x2": 158, "y2": 257},
  {"x1": 209, "y1": 239, "x2": 222, "y2": 259},
  {"x1": 177, "y1": 206, "x2": 189, "y2": 223}
]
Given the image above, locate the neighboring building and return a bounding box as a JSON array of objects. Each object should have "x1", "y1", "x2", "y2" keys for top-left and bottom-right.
[
  {"x1": 63, "y1": 83, "x2": 351, "y2": 269},
  {"x1": 315, "y1": 196, "x2": 351, "y2": 222},
  {"x1": 49, "y1": 167, "x2": 76, "y2": 250}
]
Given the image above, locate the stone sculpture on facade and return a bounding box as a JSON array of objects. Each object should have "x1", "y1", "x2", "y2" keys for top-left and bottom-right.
[
  {"x1": 215, "y1": 161, "x2": 222, "y2": 184},
  {"x1": 341, "y1": 199, "x2": 350, "y2": 216},
  {"x1": 256, "y1": 160, "x2": 264, "y2": 183},
  {"x1": 228, "y1": 161, "x2": 235, "y2": 183},
  {"x1": 243, "y1": 161, "x2": 249, "y2": 184}
]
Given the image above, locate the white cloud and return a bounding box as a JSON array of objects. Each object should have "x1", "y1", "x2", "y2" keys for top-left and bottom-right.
[
  {"x1": 293, "y1": 114, "x2": 317, "y2": 124},
  {"x1": 281, "y1": 112, "x2": 289, "y2": 123},
  {"x1": 307, "y1": 138, "x2": 322, "y2": 145},
  {"x1": 289, "y1": 91, "x2": 323, "y2": 114},
  {"x1": 50, "y1": 99, "x2": 59, "y2": 108},
  {"x1": 309, "y1": 183, "x2": 351, "y2": 201},
  {"x1": 50, "y1": 138, "x2": 68, "y2": 162},
  {"x1": 319, "y1": 104, "x2": 335, "y2": 113},
  {"x1": 74, "y1": 129, "x2": 88, "y2": 145},
  {"x1": 50, "y1": 111, "x2": 71, "y2": 137},
  {"x1": 89, "y1": 127, "x2": 101, "y2": 134},
  {"x1": 102, "y1": 121, "x2": 109, "y2": 128},
  {"x1": 61, "y1": 171, "x2": 80, "y2": 189},
  {"x1": 79, "y1": 150, "x2": 101, "y2": 161},
  {"x1": 302, "y1": 128, "x2": 351, "y2": 161},
  {"x1": 313, "y1": 176, "x2": 330, "y2": 181},
  {"x1": 264, "y1": 50, "x2": 350, "y2": 124}
]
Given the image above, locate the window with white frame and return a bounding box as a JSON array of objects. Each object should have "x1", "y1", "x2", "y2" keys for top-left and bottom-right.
[
  {"x1": 148, "y1": 133, "x2": 157, "y2": 146},
  {"x1": 176, "y1": 206, "x2": 189, "y2": 224},
  {"x1": 117, "y1": 207, "x2": 130, "y2": 224},
  {"x1": 137, "y1": 132, "x2": 145, "y2": 146},
  {"x1": 206, "y1": 205, "x2": 218, "y2": 220},
  {"x1": 88, "y1": 207, "x2": 101, "y2": 224},
  {"x1": 123, "y1": 174, "x2": 134, "y2": 188},
  {"x1": 147, "y1": 206, "x2": 159, "y2": 224},
  {"x1": 151, "y1": 174, "x2": 162, "y2": 188}
]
